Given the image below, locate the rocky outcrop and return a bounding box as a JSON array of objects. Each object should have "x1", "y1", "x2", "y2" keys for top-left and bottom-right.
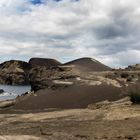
[
  {"x1": 126, "y1": 64, "x2": 140, "y2": 71},
  {"x1": 0, "y1": 57, "x2": 139, "y2": 92},
  {"x1": 28, "y1": 59, "x2": 140, "y2": 91},
  {"x1": 0, "y1": 58, "x2": 61, "y2": 86},
  {"x1": 29, "y1": 57, "x2": 112, "y2": 91},
  {"x1": 29, "y1": 65, "x2": 78, "y2": 91},
  {"x1": 0, "y1": 60, "x2": 31, "y2": 85},
  {"x1": 0, "y1": 57, "x2": 113, "y2": 89},
  {"x1": 29, "y1": 58, "x2": 61, "y2": 68}
]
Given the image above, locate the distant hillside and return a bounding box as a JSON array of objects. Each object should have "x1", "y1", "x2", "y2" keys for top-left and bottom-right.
[
  {"x1": 29, "y1": 58, "x2": 61, "y2": 68},
  {"x1": 0, "y1": 57, "x2": 111, "y2": 87},
  {"x1": 64, "y1": 57, "x2": 111, "y2": 72}
]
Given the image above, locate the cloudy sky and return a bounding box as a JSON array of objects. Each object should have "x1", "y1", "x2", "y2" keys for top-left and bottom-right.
[{"x1": 0, "y1": 0, "x2": 140, "y2": 68}]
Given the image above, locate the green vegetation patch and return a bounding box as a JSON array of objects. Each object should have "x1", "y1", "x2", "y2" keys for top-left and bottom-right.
[{"x1": 130, "y1": 91, "x2": 140, "y2": 104}]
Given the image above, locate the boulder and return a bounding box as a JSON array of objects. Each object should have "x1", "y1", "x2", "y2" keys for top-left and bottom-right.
[
  {"x1": 0, "y1": 89, "x2": 4, "y2": 94},
  {"x1": 29, "y1": 66, "x2": 78, "y2": 91}
]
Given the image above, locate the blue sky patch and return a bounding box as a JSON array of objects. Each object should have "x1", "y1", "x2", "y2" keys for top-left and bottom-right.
[
  {"x1": 30, "y1": 0, "x2": 79, "y2": 5},
  {"x1": 30, "y1": 0, "x2": 42, "y2": 4}
]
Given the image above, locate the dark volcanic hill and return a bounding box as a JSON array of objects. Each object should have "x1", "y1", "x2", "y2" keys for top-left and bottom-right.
[
  {"x1": 29, "y1": 58, "x2": 61, "y2": 68},
  {"x1": 29, "y1": 57, "x2": 112, "y2": 91},
  {"x1": 64, "y1": 57, "x2": 111, "y2": 72}
]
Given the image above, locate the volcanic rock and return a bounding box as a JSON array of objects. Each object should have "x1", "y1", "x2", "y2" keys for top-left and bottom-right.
[
  {"x1": 0, "y1": 60, "x2": 31, "y2": 85},
  {"x1": 29, "y1": 66, "x2": 78, "y2": 91},
  {"x1": 29, "y1": 58, "x2": 61, "y2": 68},
  {"x1": 29, "y1": 57, "x2": 111, "y2": 91},
  {"x1": 126, "y1": 64, "x2": 140, "y2": 71},
  {"x1": 63, "y1": 57, "x2": 111, "y2": 72}
]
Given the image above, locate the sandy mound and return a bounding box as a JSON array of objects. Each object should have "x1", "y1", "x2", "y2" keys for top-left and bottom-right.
[{"x1": 13, "y1": 84, "x2": 126, "y2": 110}]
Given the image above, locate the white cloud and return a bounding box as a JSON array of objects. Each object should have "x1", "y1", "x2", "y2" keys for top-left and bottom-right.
[{"x1": 0, "y1": 0, "x2": 140, "y2": 68}]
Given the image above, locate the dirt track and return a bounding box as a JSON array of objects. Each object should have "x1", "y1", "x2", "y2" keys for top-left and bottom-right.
[{"x1": 0, "y1": 98, "x2": 139, "y2": 140}]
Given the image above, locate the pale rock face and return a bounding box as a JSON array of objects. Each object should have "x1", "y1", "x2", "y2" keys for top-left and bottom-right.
[
  {"x1": 135, "y1": 64, "x2": 140, "y2": 69},
  {"x1": 97, "y1": 76, "x2": 122, "y2": 88},
  {"x1": 53, "y1": 80, "x2": 73, "y2": 85},
  {"x1": 0, "y1": 135, "x2": 44, "y2": 140}
]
